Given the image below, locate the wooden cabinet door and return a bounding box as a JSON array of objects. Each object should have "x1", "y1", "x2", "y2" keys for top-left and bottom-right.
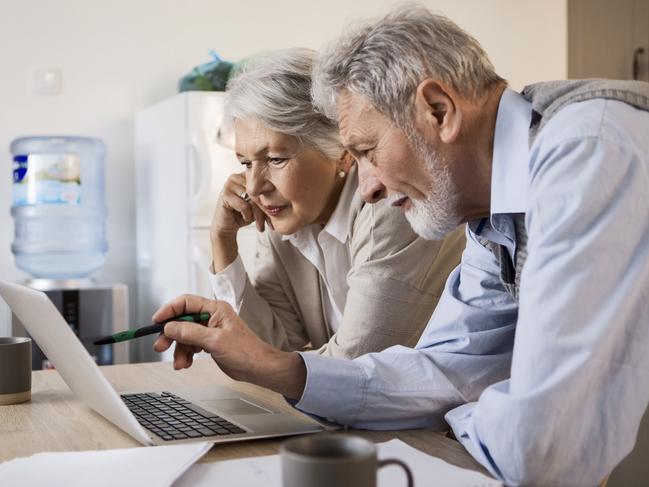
[{"x1": 568, "y1": 0, "x2": 649, "y2": 81}]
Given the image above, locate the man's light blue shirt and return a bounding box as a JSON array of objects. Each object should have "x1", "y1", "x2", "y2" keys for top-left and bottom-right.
[{"x1": 294, "y1": 88, "x2": 649, "y2": 486}]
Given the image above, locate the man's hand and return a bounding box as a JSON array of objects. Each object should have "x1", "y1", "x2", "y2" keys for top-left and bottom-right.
[{"x1": 152, "y1": 294, "x2": 306, "y2": 399}]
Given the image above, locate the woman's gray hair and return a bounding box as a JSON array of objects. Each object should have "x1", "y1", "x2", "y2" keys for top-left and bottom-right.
[
  {"x1": 312, "y1": 5, "x2": 505, "y2": 130},
  {"x1": 225, "y1": 48, "x2": 342, "y2": 160}
]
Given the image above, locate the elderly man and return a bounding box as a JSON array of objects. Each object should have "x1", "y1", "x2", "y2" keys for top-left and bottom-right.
[{"x1": 153, "y1": 6, "x2": 649, "y2": 485}]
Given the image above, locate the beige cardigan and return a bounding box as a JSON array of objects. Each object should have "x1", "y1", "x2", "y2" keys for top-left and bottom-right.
[{"x1": 237, "y1": 181, "x2": 465, "y2": 359}]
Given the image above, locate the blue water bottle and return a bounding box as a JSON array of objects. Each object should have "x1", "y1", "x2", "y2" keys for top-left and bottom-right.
[{"x1": 10, "y1": 136, "x2": 108, "y2": 279}]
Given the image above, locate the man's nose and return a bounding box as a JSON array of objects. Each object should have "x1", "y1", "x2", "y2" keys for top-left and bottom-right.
[{"x1": 357, "y1": 159, "x2": 386, "y2": 203}]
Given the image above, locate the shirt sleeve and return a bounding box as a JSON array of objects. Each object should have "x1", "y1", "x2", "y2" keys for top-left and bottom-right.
[
  {"x1": 447, "y1": 106, "x2": 649, "y2": 486},
  {"x1": 208, "y1": 254, "x2": 246, "y2": 310},
  {"x1": 295, "y1": 224, "x2": 517, "y2": 430}
]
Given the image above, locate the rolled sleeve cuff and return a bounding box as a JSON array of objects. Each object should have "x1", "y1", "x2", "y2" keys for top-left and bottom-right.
[
  {"x1": 445, "y1": 402, "x2": 503, "y2": 481},
  {"x1": 208, "y1": 255, "x2": 246, "y2": 311},
  {"x1": 445, "y1": 401, "x2": 477, "y2": 439},
  {"x1": 293, "y1": 351, "x2": 367, "y2": 425}
]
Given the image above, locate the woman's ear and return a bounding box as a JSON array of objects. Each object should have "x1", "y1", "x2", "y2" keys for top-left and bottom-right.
[{"x1": 339, "y1": 150, "x2": 354, "y2": 172}]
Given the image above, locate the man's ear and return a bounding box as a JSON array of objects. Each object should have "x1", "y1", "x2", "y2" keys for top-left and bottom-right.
[{"x1": 414, "y1": 79, "x2": 462, "y2": 144}]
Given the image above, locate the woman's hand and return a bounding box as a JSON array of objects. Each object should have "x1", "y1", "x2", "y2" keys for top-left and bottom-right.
[
  {"x1": 211, "y1": 172, "x2": 267, "y2": 239},
  {"x1": 210, "y1": 172, "x2": 268, "y2": 272},
  {"x1": 152, "y1": 294, "x2": 307, "y2": 399}
]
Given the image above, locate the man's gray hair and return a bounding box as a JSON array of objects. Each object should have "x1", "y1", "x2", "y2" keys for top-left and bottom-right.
[
  {"x1": 225, "y1": 48, "x2": 342, "y2": 160},
  {"x1": 312, "y1": 5, "x2": 505, "y2": 129}
]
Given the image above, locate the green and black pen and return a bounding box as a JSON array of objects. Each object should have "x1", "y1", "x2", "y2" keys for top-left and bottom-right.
[{"x1": 93, "y1": 313, "x2": 211, "y2": 345}]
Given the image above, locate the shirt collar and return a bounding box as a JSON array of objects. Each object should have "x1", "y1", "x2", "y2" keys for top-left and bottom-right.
[
  {"x1": 281, "y1": 164, "x2": 358, "y2": 244},
  {"x1": 490, "y1": 88, "x2": 533, "y2": 215}
]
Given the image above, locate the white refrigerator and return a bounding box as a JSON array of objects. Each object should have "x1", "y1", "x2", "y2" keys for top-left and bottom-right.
[{"x1": 134, "y1": 91, "x2": 257, "y2": 362}]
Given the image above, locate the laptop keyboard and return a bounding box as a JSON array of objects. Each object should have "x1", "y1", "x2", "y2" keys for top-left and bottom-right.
[{"x1": 121, "y1": 391, "x2": 247, "y2": 441}]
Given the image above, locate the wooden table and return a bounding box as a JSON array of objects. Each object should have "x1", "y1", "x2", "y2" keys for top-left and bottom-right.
[{"x1": 0, "y1": 359, "x2": 489, "y2": 475}]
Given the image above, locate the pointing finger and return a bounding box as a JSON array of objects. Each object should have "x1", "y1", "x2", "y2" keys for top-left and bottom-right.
[{"x1": 163, "y1": 321, "x2": 214, "y2": 350}]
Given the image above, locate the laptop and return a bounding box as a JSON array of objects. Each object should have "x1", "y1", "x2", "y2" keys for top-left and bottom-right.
[{"x1": 0, "y1": 280, "x2": 324, "y2": 445}]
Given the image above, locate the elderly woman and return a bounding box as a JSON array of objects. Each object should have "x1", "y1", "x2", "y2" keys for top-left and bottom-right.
[{"x1": 207, "y1": 48, "x2": 464, "y2": 359}]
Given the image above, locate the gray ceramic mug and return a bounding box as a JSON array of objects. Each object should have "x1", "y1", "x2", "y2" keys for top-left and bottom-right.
[
  {"x1": 0, "y1": 337, "x2": 32, "y2": 405},
  {"x1": 281, "y1": 434, "x2": 414, "y2": 487}
]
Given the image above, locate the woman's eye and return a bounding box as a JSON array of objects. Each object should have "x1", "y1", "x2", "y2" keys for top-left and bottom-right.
[
  {"x1": 268, "y1": 157, "x2": 289, "y2": 166},
  {"x1": 240, "y1": 161, "x2": 252, "y2": 169}
]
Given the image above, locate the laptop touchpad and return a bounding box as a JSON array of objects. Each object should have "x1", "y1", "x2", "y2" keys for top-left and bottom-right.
[{"x1": 202, "y1": 398, "x2": 273, "y2": 415}]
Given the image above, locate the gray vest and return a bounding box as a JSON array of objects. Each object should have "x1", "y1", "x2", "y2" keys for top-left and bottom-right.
[{"x1": 487, "y1": 79, "x2": 649, "y2": 302}]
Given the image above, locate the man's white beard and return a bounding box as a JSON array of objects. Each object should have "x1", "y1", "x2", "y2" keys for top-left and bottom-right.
[{"x1": 403, "y1": 131, "x2": 461, "y2": 241}]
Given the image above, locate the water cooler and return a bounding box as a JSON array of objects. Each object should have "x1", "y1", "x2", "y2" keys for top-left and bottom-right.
[
  {"x1": 10, "y1": 279, "x2": 130, "y2": 369},
  {"x1": 8, "y1": 136, "x2": 130, "y2": 369}
]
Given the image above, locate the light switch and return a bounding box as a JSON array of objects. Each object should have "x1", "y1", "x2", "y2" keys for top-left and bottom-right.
[{"x1": 32, "y1": 67, "x2": 62, "y2": 95}]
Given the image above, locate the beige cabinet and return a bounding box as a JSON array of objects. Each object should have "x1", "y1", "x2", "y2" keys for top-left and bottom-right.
[{"x1": 568, "y1": 0, "x2": 649, "y2": 81}]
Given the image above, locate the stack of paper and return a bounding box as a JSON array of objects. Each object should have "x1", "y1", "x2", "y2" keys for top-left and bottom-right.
[
  {"x1": 0, "y1": 442, "x2": 212, "y2": 487},
  {"x1": 175, "y1": 439, "x2": 502, "y2": 487}
]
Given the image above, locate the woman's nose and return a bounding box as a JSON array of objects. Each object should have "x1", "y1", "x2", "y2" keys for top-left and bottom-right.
[{"x1": 246, "y1": 165, "x2": 272, "y2": 197}]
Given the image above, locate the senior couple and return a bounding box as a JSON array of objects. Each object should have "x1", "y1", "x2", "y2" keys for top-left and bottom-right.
[{"x1": 154, "y1": 6, "x2": 649, "y2": 486}]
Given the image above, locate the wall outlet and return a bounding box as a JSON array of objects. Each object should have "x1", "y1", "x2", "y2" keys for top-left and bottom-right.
[{"x1": 32, "y1": 67, "x2": 62, "y2": 95}]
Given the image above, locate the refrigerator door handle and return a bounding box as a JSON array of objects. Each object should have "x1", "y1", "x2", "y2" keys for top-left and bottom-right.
[
  {"x1": 188, "y1": 132, "x2": 213, "y2": 213},
  {"x1": 633, "y1": 47, "x2": 646, "y2": 80}
]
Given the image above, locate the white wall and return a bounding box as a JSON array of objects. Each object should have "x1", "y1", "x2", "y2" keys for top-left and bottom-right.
[{"x1": 0, "y1": 0, "x2": 567, "y2": 331}]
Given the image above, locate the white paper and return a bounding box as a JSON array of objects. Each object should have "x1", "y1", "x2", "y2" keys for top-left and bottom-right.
[
  {"x1": 178, "y1": 454, "x2": 279, "y2": 487},
  {"x1": 0, "y1": 441, "x2": 212, "y2": 487},
  {"x1": 174, "y1": 439, "x2": 502, "y2": 487},
  {"x1": 377, "y1": 439, "x2": 502, "y2": 487}
]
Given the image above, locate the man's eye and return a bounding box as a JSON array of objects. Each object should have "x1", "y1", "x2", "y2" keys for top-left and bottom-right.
[
  {"x1": 360, "y1": 148, "x2": 376, "y2": 162},
  {"x1": 240, "y1": 161, "x2": 252, "y2": 169}
]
